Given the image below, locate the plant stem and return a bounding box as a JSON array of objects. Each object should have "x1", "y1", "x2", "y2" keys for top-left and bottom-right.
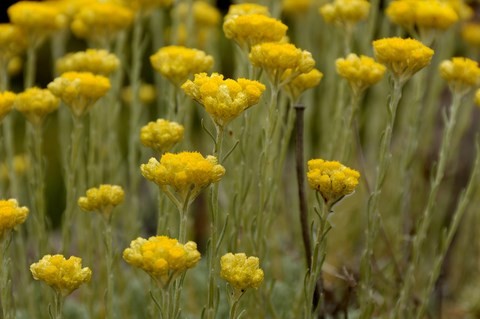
[
  {"x1": 1, "y1": 233, "x2": 13, "y2": 319},
  {"x1": 103, "y1": 220, "x2": 114, "y2": 319},
  {"x1": 24, "y1": 46, "x2": 36, "y2": 88},
  {"x1": 53, "y1": 291, "x2": 64, "y2": 319}
]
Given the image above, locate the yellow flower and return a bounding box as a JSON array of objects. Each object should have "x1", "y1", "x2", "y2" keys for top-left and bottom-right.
[
  {"x1": 15, "y1": 88, "x2": 60, "y2": 126},
  {"x1": 140, "y1": 152, "x2": 225, "y2": 205},
  {"x1": 123, "y1": 236, "x2": 201, "y2": 287},
  {"x1": 336, "y1": 54, "x2": 386, "y2": 95},
  {"x1": 461, "y1": 23, "x2": 480, "y2": 48},
  {"x1": 283, "y1": 69, "x2": 323, "y2": 102},
  {"x1": 150, "y1": 46, "x2": 214, "y2": 87},
  {"x1": 7, "y1": 56, "x2": 23, "y2": 77},
  {"x1": 48, "y1": 71, "x2": 111, "y2": 118},
  {"x1": 78, "y1": 184, "x2": 125, "y2": 221},
  {"x1": 0, "y1": 199, "x2": 28, "y2": 239},
  {"x1": 439, "y1": 57, "x2": 480, "y2": 95},
  {"x1": 249, "y1": 42, "x2": 315, "y2": 87},
  {"x1": 181, "y1": 73, "x2": 266, "y2": 127},
  {"x1": 30, "y1": 254, "x2": 92, "y2": 297},
  {"x1": 0, "y1": 91, "x2": 16, "y2": 122},
  {"x1": 0, "y1": 154, "x2": 29, "y2": 181},
  {"x1": 122, "y1": 83, "x2": 156, "y2": 105},
  {"x1": 372, "y1": 37, "x2": 434, "y2": 82},
  {"x1": 224, "y1": 3, "x2": 270, "y2": 22},
  {"x1": 0, "y1": 24, "x2": 26, "y2": 65},
  {"x1": 283, "y1": 0, "x2": 312, "y2": 15},
  {"x1": 223, "y1": 14, "x2": 288, "y2": 51},
  {"x1": 56, "y1": 49, "x2": 120, "y2": 76},
  {"x1": 320, "y1": 0, "x2": 370, "y2": 27},
  {"x1": 475, "y1": 89, "x2": 480, "y2": 107},
  {"x1": 71, "y1": 3, "x2": 134, "y2": 45},
  {"x1": 307, "y1": 159, "x2": 360, "y2": 206},
  {"x1": 220, "y1": 253, "x2": 264, "y2": 291},
  {"x1": 446, "y1": 0, "x2": 473, "y2": 21},
  {"x1": 140, "y1": 119, "x2": 184, "y2": 154},
  {"x1": 174, "y1": 1, "x2": 221, "y2": 29}
]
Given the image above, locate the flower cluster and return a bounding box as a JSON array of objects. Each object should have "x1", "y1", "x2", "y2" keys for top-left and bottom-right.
[
  {"x1": 0, "y1": 199, "x2": 29, "y2": 239},
  {"x1": 283, "y1": 69, "x2": 323, "y2": 102},
  {"x1": 123, "y1": 236, "x2": 201, "y2": 287},
  {"x1": 181, "y1": 73, "x2": 266, "y2": 127},
  {"x1": 15, "y1": 88, "x2": 60, "y2": 126},
  {"x1": 307, "y1": 159, "x2": 360, "y2": 206},
  {"x1": 320, "y1": 0, "x2": 370, "y2": 27},
  {"x1": 220, "y1": 253, "x2": 264, "y2": 291},
  {"x1": 150, "y1": 46, "x2": 214, "y2": 86},
  {"x1": 30, "y1": 254, "x2": 92, "y2": 297},
  {"x1": 140, "y1": 119, "x2": 184, "y2": 154},
  {"x1": 56, "y1": 49, "x2": 120, "y2": 76},
  {"x1": 439, "y1": 57, "x2": 480, "y2": 95},
  {"x1": 0, "y1": 91, "x2": 16, "y2": 121},
  {"x1": 0, "y1": 24, "x2": 26, "y2": 66},
  {"x1": 336, "y1": 54, "x2": 386, "y2": 95},
  {"x1": 78, "y1": 184, "x2": 125, "y2": 221},
  {"x1": 462, "y1": 23, "x2": 480, "y2": 48}
]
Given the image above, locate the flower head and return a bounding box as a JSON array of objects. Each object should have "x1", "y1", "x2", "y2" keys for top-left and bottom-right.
[
  {"x1": 461, "y1": 23, "x2": 480, "y2": 48},
  {"x1": 181, "y1": 73, "x2": 266, "y2": 127},
  {"x1": 224, "y1": 3, "x2": 270, "y2": 22},
  {"x1": 336, "y1": 54, "x2": 386, "y2": 95},
  {"x1": 150, "y1": 46, "x2": 214, "y2": 87},
  {"x1": 320, "y1": 0, "x2": 370, "y2": 27},
  {"x1": 307, "y1": 159, "x2": 360, "y2": 206},
  {"x1": 15, "y1": 88, "x2": 60, "y2": 126},
  {"x1": 140, "y1": 119, "x2": 184, "y2": 154},
  {"x1": 220, "y1": 253, "x2": 264, "y2": 291},
  {"x1": 0, "y1": 199, "x2": 28, "y2": 239},
  {"x1": 0, "y1": 24, "x2": 26, "y2": 65},
  {"x1": 0, "y1": 91, "x2": 16, "y2": 122},
  {"x1": 30, "y1": 254, "x2": 92, "y2": 297},
  {"x1": 439, "y1": 57, "x2": 480, "y2": 95},
  {"x1": 372, "y1": 37, "x2": 434, "y2": 83},
  {"x1": 78, "y1": 184, "x2": 125, "y2": 221},
  {"x1": 48, "y1": 71, "x2": 111, "y2": 118},
  {"x1": 123, "y1": 236, "x2": 201, "y2": 287},
  {"x1": 56, "y1": 49, "x2": 120, "y2": 76},
  {"x1": 283, "y1": 69, "x2": 323, "y2": 102}
]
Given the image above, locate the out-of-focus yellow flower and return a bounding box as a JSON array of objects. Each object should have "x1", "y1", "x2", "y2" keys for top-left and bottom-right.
[
  {"x1": 7, "y1": 56, "x2": 23, "y2": 77},
  {"x1": 122, "y1": 0, "x2": 172, "y2": 14},
  {"x1": 283, "y1": 0, "x2": 312, "y2": 15},
  {"x1": 140, "y1": 152, "x2": 225, "y2": 205},
  {"x1": 78, "y1": 184, "x2": 125, "y2": 221},
  {"x1": 150, "y1": 46, "x2": 214, "y2": 86},
  {"x1": 48, "y1": 71, "x2": 111, "y2": 118},
  {"x1": 30, "y1": 254, "x2": 92, "y2": 297},
  {"x1": 123, "y1": 236, "x2": 201, "y2": 287},
  {"x1": 0, "y1": 154, "x2": 29, "y2": 181},
  {"x1": 439, "y1": 57, "x2": 480, "y2": 95},
  {"x1": 336, "y1": 54, "x2": 386, "y2": 95},
  {"x1": 0, "y1": 199, "x2": 28, "y2": 239},
  {"x1": 475, "y1": 89, "x2": 480, "y2": 107},
  {"x1": 71, "y1": 3, "x2": 134, "y2": 45},
  {"x1": 249, "y1": 42, "x2": 315, "y2": 87},
  {"x1": 446, "y1": 0, "x2": 473, "y2": 21},
  {"x1": 140, "y1": 119, "x2": 184, "y2": 154},
  {"x1": 220, "y1": 253, "x2": 264, "y2": 291},
  {"x1": 0, "y1": 24, "x2": 26, "y2": 65},
  {"x1": 15, "y1": 88, "x2": 60, "y2": 126},
  {"x1": 224, "y1": 3, "x2": 270, "y2": 22},
  {"x1": 461, "y1": 23, "x2": 480, "y2": 48},
  {"x1": 0, "y1": 91, "x2": 16, "y2": 122},
  {"x1": 181, "y1": 73, "x2": 266, "y2": 128},
  {"x1": 307, "y1": 159, "x2": 360, "y2": 206},
  {"x1": 373, "y1": 37, "x2": 434, "y2": 82},
  {"x1": 122, "y1": 83, "x2": 156, "y2": 105},
  {"x1": 283, "y1": 69, "x2": 323, "y2": 102},
  {"x1": 320, "y1": 0, "x2": 370, "y2": 27},
  {"x1": 174, "y1": 1, "x2": 221, "y2": 28},
  {"x1": 223, "y1": 14, "x2": 288, "y2": 51},
  {"x1": 56, "y1": 49, "x2": 120, "y2": 76}
]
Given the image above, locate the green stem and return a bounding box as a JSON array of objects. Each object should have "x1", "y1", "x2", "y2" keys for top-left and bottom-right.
[
  {"x1": 103, "y1": 220, "x2": 114, "y2": 319},
  {"x1": 53, "y1": 291, "x2": 64, "y2": 319},
  {"x1": 229, "y1": 290, "x2": 245, "y2": 319},
  {"x1": 339, "y1": 92, "x2": 361, "y2": 162},
  {"x1": 24, "y1": 46, "x2": 36, "y2": 89},
  {"x1": 1, "y1": 233, "x2": 14, "y2": 319}
]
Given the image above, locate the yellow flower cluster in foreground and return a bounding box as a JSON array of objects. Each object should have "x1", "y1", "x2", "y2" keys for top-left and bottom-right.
[
  {"x1": 123, "y1": 236, "x2": 201, "y2": 287},
  {"x1": 307, "y1": 159, "x2": 360, "y2": 206},
  {"x1": 56, "y1": 49, "x2": 120, "y2": 76},
  {"x1": 78, "y1": 184, "x2": 125, "y2": 221},
  {"x1": 220, "y1": 253, "x2": 264, "y2": 291},
  {"x1": 439, "y1": 57, "x2": 480, "y2": 95},
  {"x1": 15, "y1": 88, "x2": 60, "y2": 126},
  {"x1": 30, "y1": 254, "x2": 92, "y2": 297},
  {"x1": 182, "y1": 73, "x2": 266, "y2": 127},
  {"x1": 0, "y1": 91, "x2": 16, "y2": 121},
  {"x1": 336, "y1": 54, "x2": 386, "y2": 95},
  {"x1": 150, "y1": 46, "x2": 214, "y2": 86},
  {"x1": 140, "y1": 119, "x2": 184, "y2": 154},
  {"x1": 0, "y1": 199, "x2": 28, "y2": 239},
  {"x1": 320, "y1": 0, "x2": 370, "y2": 26}
]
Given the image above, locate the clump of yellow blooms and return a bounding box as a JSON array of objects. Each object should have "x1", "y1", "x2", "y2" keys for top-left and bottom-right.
[
  {"x1": 320, "y1": 0, "x2": 370, "y2": 27},
  {"x1": 30, "y1": 254, "x2": 92, "y2": 297},
  {"x1": 461, "y1": 23, "x2": 480, "y2": 48},
  {"x1": 78, "y1": 184, "x2": 125, "y2": 221},
  {"x1": 0, "y1": 199, "x2": 29, "y2": 239},
  {"x1": 307, "y1": 159, "x2": 360, "y2": 206},
  {"x1": 140, "y1": 119, "x2": 184, "y2": 154},
  {"x1": 56, "y1": 49, "x2": 120, "y2": 76},
  {"x1": 220, "y1": 253, "x2": 264, "y2": 291},
  {"x1": 181, "y1": 73, "x2": 266, "y2": 128},
  {"x1": 283, "y1": 69, "x2": 323, "y2": 102},
  {"x1": 174, "y1": 1, "x2": 221, "y2": 29},
  {"x1": 223, "y1": 14, "x2": 288, "y2": 51},
  {"x1": 140, "y1": 152, "x2": 225, "y2": 205},
  {"x1": 150, "y1": 46, "x2": 214, "y2": 86},
  {"x1": 122, "y1": 83, "x2": 156, "y2": 105},
  {"x1": 15, "y1": 88, "x2": 60, "y2": 126},
  {"x1": 0, "y1": 91, "x2": 16, "y2": 121},
  {"x1": 283, "y1": 0, "x2": 312, "y2": 15},
  {"x1": 0, "y1": 24, "x2": 26, "y2": 66},
  {"x1": 336, "y1": 54, "x2": 386, "y2": 95},
  {"x1": 249, "y1": 42, "x2": 315, "y2": 87},
  {"x1": 123, "y1": 236, "x2": 201, "y2": 287},
  {"x1": 439, "y1": 57, "x2": 480, "y2": 95},
  {"x1": 224, "y1": 3, "x2": 270, "y2": 21},
  {"x1": 48, "y1": 71, "x2": 111, "y2": 118},
  {"x1": 372, "y1": 37, "x2": 434, "y2": 83}
]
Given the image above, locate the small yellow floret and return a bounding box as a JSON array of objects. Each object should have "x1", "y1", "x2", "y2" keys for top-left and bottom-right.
[
  {"x1": 336, "y1": 54, "x2": 386, "y2": 95},
  {"x1": 307, "y1": 159, "x2": 360, "y2": 206},
  {"x1": 181, "y1": 73, "x2": 266, "y2": 127},
  {"x1": 150, "y1": 46, "x2": 214, "y2": 86},
  {"x1": 224, "y1": 3, "x2": 270, "y2": 22},
  {"x1": 439, "y1": 57, "x2": 480, "y2": 95},
  {"x1": 0, "y1": 91, "x2": 16, "y2": 121},
  {"x1": 30, "y1": 254, "x2": 92, "y2": 297},
  {"x1": 461, "y1": 23, "x2": 480, "y2": 48},
  {"x1": 15, "y1": 88, "x2": 60, "y2": 126},
  {"x1": 0, "y1": 24, "x2": 26, "y2": 64},
  {"x1": 123, "y1": 236, "x2": 201, "y2": 287},
  {"x1": 320, "y1": 0, "x2": 370, "y2": 26},
  {"x1": 283, "y1": 69, "x2": 323, "y2": 101},
  {"x1": 140, "y1": 119, "x2": 184, "y2": 153},
  {"x1": 56, "y1": 49, "x2": 120, "y2": 76},
  {"x1": 0, "y1": 199, "x2": 28, "y2": 238},
  {"x1": 78, "y1": 184, "x2": 125, "y2": 221},
  {"x1": 220, "y1": 253, "x2": 264, "y2": 291}
]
